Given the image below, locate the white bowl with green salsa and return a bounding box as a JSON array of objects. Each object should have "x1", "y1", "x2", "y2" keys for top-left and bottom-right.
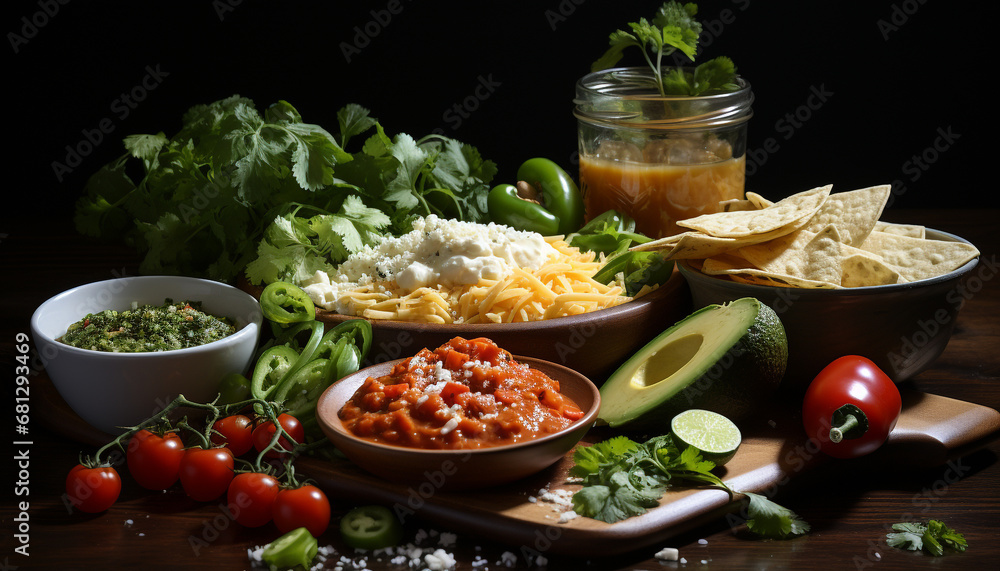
[{"x1": 31, "y1": 276, "x2": 263, "y2": 434}]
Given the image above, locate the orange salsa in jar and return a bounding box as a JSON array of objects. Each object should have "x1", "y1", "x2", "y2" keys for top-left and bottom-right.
[
  {"x1": 338, "y1": 337, "x2": 585, "y2": 450},
  {"x1": 580, "y1": 149, "x2": 746, "y2": 239},
  {"x1": 574, "y1": 67, "x2": 753, "y2": 239}
]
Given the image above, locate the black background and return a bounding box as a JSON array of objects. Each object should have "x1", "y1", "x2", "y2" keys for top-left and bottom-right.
[{"x1": 5, "y1": 0, "x2": 996, "y2": 228}]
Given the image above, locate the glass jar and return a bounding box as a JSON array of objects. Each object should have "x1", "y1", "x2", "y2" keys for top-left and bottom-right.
[{"x1": 574, "y1": 67, "x2": 754, "y2": 239}]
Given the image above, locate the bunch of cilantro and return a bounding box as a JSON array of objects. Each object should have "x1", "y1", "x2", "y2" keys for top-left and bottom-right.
[
  {"x1": 592, "y1": 1, "x2": 739, "y2": 96},
  {"x1": 570, "y1": 434, "x2": 810, "y2": 539},
  {"x1": 74, "y1": 96, "x2": 497, "y2": 284}
]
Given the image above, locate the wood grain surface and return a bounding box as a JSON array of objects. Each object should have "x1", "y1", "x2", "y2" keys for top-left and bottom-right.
[{"x1": 2, "y1": 209, "x2": 999, "y2": 570}]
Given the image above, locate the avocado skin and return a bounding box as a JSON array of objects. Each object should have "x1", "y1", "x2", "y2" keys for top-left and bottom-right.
[{"x1": 602, "y1": 298, "x2": 788, "y2": 432}]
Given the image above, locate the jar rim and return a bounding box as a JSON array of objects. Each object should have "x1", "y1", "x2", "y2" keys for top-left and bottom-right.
[{"x1": 574, "y1": 67, "x2": 754, "y2": 129}]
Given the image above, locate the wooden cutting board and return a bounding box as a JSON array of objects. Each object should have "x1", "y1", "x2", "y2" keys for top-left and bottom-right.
[{"x1": 36, "y1": 373, "x2": 1000, "y2": 556}]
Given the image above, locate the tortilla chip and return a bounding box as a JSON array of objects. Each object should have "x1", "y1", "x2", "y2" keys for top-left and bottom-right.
[
  {"x1": 802, "y1": 184, "x2": 890, "y2": 246},
  {"x1": 724, "y1": 269, "x2": 842, "y2": 289},
  {"x1": 841, "y1": 252, "x2": 901, "y2": 287},
  {"x1": 859, "y1": 232, "x2": 981, "y2": 282},
  {"x1": 677, "y1": 185, "x2": 832, "y2": 238},
  {"x1": 745, "y1": 191, "x2": 774, "y2": 209},
  {"x1": 632, "y1": 214, "x2": 813, "y2": 260},
  {"x1": 737, "y1": 225, "x2": 843, "y2": 285},
  {"x1": 873, "y1": 221, "x2": 926, "y2": 239},
  {"x1": 719, "y1": 198, "x2": 758, "y2": 212}
]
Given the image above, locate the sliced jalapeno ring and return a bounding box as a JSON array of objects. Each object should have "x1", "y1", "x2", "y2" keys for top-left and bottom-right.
[
  {"x1": 315, "y1": 319, "x2": 372, "y2": 361},
  {"x1": 340, "y1": 505, "x2": 404, "y2": 550},
  {"x1": 260, "y1": 282, "x2": 316, "y2": 324},
  {"x1": 251, "y1": 345, "x2": 300, "y2": 400}
]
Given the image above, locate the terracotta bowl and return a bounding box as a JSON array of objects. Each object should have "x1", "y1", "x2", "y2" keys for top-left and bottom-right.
[
  {"x1": 678, "y1": 228, "x2": 980, "y2": 391},
  {"x1": 315, "y1": 356, "x2": 600, "y2": 490},
  {"x1": 281, "y1": 269, "x2": 691, "y2": 385}
]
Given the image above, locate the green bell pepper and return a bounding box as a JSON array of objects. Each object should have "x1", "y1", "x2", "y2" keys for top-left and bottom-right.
[
  {"x1": 261, "y1": 527, "x2": 317, "y2": 570},
  {"x1": 488, "y1": 157, "x2": 585, "y2": 235}
]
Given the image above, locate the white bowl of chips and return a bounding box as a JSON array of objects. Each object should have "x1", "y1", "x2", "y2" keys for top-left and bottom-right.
[{"x1": 636, "y1": 184, "x2": 982, "y2": 389}]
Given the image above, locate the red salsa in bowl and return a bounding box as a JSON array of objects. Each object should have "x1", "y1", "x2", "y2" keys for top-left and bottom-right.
[{"x1": 338, "y1": 337, "x2": 585, "y2": 450}]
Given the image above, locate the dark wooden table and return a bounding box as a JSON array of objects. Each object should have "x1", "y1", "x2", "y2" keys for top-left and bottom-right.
[{"x1": 2, "y1": 209, "x2": 998, "y2": 570}]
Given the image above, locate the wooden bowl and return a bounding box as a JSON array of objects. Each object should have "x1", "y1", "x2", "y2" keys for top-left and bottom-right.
[
  {"x1": 296, "y1": 269, "x2": 691, "y2": 384},
  {"x1": 315, "y1": 356, "x2": 600, "y2": 490}
]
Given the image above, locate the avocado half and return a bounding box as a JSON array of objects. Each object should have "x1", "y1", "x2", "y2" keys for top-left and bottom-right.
[{"x1": 598, "y1": 297, "x2": 788, "y2": 430}]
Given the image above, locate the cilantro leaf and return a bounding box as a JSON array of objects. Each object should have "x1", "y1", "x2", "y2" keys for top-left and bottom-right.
[
  {"x1": 887, "y1": 522, "x2": 925, "y2": 551},
  {"x1": 743, "y1": 492, "x2": 811, "y2": 539},
  {"x1": 337, "y1": 103, "x2": 378, "y2": 149},
  {"x1": 569, "y1": 432, "x2": 808, "y2": 540},
  {"x1": 570, "y1": 436, "x2": 641, "y2": 478},
  {"x1": 887, "y1": 520, "x2": 967, "y2": 556}
]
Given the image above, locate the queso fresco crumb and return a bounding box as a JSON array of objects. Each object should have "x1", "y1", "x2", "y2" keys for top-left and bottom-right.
[{"x1": 58, "y1": 299, "x2": 236, "y2": 352}]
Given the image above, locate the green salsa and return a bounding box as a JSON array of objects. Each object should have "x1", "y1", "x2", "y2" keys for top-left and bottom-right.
[{"x1": 59, "y1": 299, "x2": 237, "y2": 353}]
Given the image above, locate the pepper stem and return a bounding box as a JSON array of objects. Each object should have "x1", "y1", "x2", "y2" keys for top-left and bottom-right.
[
  {"x1": 826, "y1": 403, "x2": 869, "y2": 444},
  {"x1": 829, "y1": 413, "x2": 860, "y2": 443}
]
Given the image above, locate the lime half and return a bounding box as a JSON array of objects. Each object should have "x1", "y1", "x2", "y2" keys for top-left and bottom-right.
[{"x1": 670, "y1": 409, "x2": 742, "y2": 466}]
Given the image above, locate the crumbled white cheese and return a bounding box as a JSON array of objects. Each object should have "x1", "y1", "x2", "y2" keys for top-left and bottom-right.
[
  {"x1": 655, "y1": 547, "x2": 679, "y2": 561},
  {"x1": 425, "y1": 548, "x2": 457, "y2": 570},
  {"x1": 301, "y1": 215, "x2": 558, "y2": 314},
  {"x1": 557, "y1": 510, "x2": 579, "y2": 523},
  {"x1": 499, "y1": 551, "x2": 518, "y2": 567},
  {"x1": 441, "y1": 417, "x2": 459, "y2": 435}
]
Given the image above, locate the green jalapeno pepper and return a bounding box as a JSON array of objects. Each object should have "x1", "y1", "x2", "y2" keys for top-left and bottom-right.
[
  {"x1": 216, "y1": 372, "x2": 252, "y2": 405},
  {"x1": 340, "y1": 505, "x2": 403, "y2": 550},
  {"x1": 488, "y1": 157, "x2": 584, "y2": 235},
  {"x1": 272, "y1": 358, "x2": 334, "y2": 419},
  {"x1": 261, "y1": 527, "x2": 317, "y2": 570},
  {"x1": 260, "y1": 282, "x2": 315, "y2": 324}
]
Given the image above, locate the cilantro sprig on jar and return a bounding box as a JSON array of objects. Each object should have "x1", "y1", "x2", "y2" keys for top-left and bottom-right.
[{"x1": 592, "y1": 1, "x2": 739, "y2": 96}]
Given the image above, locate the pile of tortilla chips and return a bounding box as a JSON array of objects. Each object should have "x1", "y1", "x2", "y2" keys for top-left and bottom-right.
[{"x1": 632, "y1": 184, "x2": 981, "y2": 289}]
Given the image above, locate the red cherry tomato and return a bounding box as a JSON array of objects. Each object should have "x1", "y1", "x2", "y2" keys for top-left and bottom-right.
[
  {"x1": 126, "y1": 429, "x2": 185, "y2": 490},
  {"x1": 178, "y1": 447, "x2": 235, "y2": 501},
  {"x1": 252, "y1": 413, "x2": 305, "y2": 458},
  {"x1": 272, "y1": 484, "x2": 331, "y2": 537},
  {"x1": 65, "y1": 464, "x2": 121, "y2": 513},
  {"x1": 802, "y1": 355, "x2": 902, "y2": 459},
  {"x1": 227, "y1": 472, "x2": 280, "y2": 527},
  {"x1": 211, "y1": 415, "x2": 254, "y2": 456}
]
